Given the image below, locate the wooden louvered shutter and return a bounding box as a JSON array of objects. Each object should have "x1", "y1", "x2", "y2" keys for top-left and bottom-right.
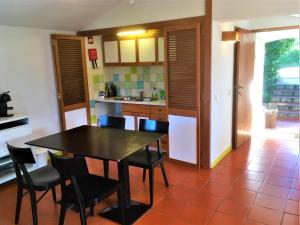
[
  {"x1": 165, "y1": 23, "x2": 200, "y2": 116},
  {"x1": 51, "y1": 35, "x2": 90, "y2": 130}
]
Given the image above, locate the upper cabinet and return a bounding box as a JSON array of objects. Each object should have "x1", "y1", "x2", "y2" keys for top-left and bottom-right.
[
  {"x1": 158, "y1": 37, "x2": 165, "y2": 63},
  {"x1": 102, "y1": 33, "x2": 164, "y2": 66},
  {"x1": 138, "y1": 38, "x2": 156, "y2": 63},
  {"x1": 120, "y1": 39, "x2": 137, "y2": 63},
  {"x1": 103, "y1": 41, "x2": 119, "y2": 64}
]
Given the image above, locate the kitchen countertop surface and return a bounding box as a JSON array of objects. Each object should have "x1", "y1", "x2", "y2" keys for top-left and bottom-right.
[{"x1": 96, "y1": 97, "x2": 166, "y2": 106}]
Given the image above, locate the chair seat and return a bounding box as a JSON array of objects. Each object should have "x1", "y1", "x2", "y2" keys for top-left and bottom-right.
[
  {"x1": 128, "y1": 149, "x2": 166, "y2": 168},
  {"x1": 23, "y1": 165, "x2": 60, "y2": 190},
  {"x1": 64, "y1": 174, "x2": 120, "y2": 205}
]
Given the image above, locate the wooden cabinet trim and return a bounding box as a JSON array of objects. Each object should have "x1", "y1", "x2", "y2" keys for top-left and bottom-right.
[{"x1": 150, "y1": 106, "x2": 168, "y2": 115}]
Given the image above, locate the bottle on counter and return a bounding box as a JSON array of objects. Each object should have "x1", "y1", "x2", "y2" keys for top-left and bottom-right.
[{"x1": 105, "y1": 83, "x2": 109, "y2": 98}]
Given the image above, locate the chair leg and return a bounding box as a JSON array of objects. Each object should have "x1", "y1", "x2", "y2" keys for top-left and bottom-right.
[
  {"x1": 58, "y1": 199, "x2": 66, "y2": 225},
  {"x1": 149, "y1": 168, "x2": 154, "y2": 206},
  {"x1": 117, "y1": 188, "x2": 126, "y2": 225},
  {"x1": 15, "y1": 186, "x2": 23, "y2": 224},
  {"x1": 160, "y1": 162, "x2": 169, "y2": 187},
  {"x1": 79, "y1": 205, "x2": 87, "y2": 225},
  {"x1": 29, "y1": 191, "x2": 38, "y2": 225},
  {"x1": 51, "y1": 187, "x2": 57, "y2": 203},
  {"x1": 103, "y1": 159, "x2": 109, "y2": 178},
  {"x1": 90, "y1": 205, "x2": 94, "y2": 217},
  {"x1": 142, "y1": 168, "x2": 146, "y2": 182}
]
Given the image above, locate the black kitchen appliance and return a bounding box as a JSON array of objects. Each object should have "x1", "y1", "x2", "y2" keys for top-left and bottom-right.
[{"x1": 0, "y1": 91, "x2": 13, "y2": 117}]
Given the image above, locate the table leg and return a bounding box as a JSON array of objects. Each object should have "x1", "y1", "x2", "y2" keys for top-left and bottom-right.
[{"x1": 99, "y1": 158, "x2": 151, "y2": 225}]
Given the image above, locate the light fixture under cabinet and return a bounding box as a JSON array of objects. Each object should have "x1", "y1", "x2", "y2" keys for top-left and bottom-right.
[
  {"x1": 117, "y1": 30, "x2": 146, "y2": 36},
  {"x1": 222, "y1": 31, "x2": 240, "y2": 42}
]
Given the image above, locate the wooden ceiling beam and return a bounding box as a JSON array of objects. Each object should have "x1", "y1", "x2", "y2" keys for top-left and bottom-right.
[{"x1": 77, "y1": 16, "x2": 204, "y2": 36}]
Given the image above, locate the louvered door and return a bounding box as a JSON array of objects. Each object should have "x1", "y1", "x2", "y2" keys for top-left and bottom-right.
[
  {"x1": 165, "y1": 23, "x2": 200, "y2": 116},
  {"x1": 51, "y1": 35, "x2": 90, "y2": 130},
  {"x1": 165, "y1": 23, "x2": 200, "y2": 167}
]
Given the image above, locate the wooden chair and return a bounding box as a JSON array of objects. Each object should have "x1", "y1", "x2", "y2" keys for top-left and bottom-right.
[
  {"x1": 7, "y1": 143, "x2": 60, "y2": 225},
  {"x1": 127, "y1": 119, "x2": 169, "y2": 206},
  {"x1": 99, "y1": 115, "x2": 126, "y2": 178},
  {"x1": 49, "y1": 152, "x2": 125, "y2": 225}
]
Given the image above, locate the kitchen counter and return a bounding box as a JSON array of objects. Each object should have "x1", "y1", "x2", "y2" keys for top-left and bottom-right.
[{"x1": 96, "y1": 97, "x2": 166, "y2": 106}]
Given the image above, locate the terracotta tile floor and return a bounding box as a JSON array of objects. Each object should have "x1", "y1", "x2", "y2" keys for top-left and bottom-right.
[{"x1": 0, "y1": 137, "x2": 299, "y2": 225}]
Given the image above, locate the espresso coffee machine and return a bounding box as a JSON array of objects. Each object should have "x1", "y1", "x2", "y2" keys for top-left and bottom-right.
[{"x1": 0, "y1": 91, "x2": 13, "y2": 117}]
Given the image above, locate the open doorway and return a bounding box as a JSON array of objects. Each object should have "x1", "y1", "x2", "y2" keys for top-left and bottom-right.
[{"x1": 251, "y1": 28, "x2": 299, "y2": 141}]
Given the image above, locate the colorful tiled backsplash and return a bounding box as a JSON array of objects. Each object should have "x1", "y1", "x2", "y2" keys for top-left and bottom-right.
[{"x1": 92, "y1": 66, "x2": 165, "y2": 98}]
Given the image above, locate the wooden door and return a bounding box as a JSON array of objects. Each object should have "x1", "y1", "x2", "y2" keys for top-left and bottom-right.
[
  {"x1": 233, "y1": 28, "x2": 256, "y2": 148},
  {"x1": 51, "y1": 35, "x2": 90, "y2": 130}
]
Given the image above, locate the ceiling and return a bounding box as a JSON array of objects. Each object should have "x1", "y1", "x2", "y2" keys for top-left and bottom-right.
[
  {"x1": 0, "y1": 0, "x2": 122, "y2": 31},
  {"x1": 0, "y1": 0, "x2": 298, "y2": 31}
]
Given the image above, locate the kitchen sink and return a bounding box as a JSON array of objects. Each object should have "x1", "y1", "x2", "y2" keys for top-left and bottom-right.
[{"x1": 114, "y1": 96, "x2": 156, "y2": 102}]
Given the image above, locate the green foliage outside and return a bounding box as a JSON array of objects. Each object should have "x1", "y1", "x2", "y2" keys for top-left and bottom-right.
[
  {"x1": 263, "y1": 38, "x2": 297, "y2": 103},
  {"x1": 278, "y1": 49, "x2": 300, "y2": 68}
]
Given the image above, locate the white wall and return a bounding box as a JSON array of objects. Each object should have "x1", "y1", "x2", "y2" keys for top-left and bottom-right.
[
  {"x1": 0, "y1": 25, "x2": 74, "y2": 138},
  {"x1": 83, "y1": 1, "x2": 205, "y2": 30},
  {"x1": 210, "y1": 21, "x2": 235, "y2": 166}
]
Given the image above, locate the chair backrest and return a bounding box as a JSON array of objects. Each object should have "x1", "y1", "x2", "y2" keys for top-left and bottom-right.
[
  {"x1": 100, "y1": 115, "x2": 125, "y2": 129},
  {"x1": 6, "y1": 143, "x2": 35, "y2": 186},
  {"x1": 49, "y1": 151, "x2": 89, "y2": 180},
  {"x1": 139, "y1": 119, "x2": 169, "y2": 134}
]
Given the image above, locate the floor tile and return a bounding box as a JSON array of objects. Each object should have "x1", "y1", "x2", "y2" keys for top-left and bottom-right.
[
  {"x1": 265, "y1": 174, "x2": 293, "y2": 188},
  {"x1": 216, "y1": 199, "x2": 250, "y2": 217},
  {"x1": 284, "y1": 200, "x2": 299, "y2": 215},
  {"x1": 259, "y1": 183, "x2": 290, "y2": 198},
  {"x1": 207, "y1": 212, "x2": 246, "y2": 225},
  {"x1": 178, "y1": 203, "x2": 214, "y2": 225},
  {"x1": 244, "y1": 220, "x2": 266, "y2": 225},
  {"x1": 241, "y1": 170, "x2": 266, "y2": 182},
  {"x1": 226, "y1": 187, "x2": 257, "y2": 204},
  {"x1": 254, "y1": 193, "x2": 286, "y2": 211},
  {"x1": 233, "y1": 178, "x2": 261, "y2": 192},
  {"x1": 291, "y1": 179, "x2": 299, "y2": 190},
  {"x1": 281, "y1": 213, "x2": 299, "y2": 225},
  {"x1": 248, "y1": 206, "x2": 283, "y2": 225},
  {"x1": 247, "y1": 163, "x2": 270, "y2": 173},
  {"x1": 200, "y1": 182, "x2": 232, "y2": 197},
  {"x1": 288, "y1": 189, "x2": 299, "y2": 201},
  {"x1": 190, "y1": 193, "x2": 223, "y2": 210},
  {"x1": 269, "y1": 167, "x2": 295, "y2": 178}
]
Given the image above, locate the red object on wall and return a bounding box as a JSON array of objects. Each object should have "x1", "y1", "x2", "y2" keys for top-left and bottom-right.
[{"x1": 88, "y1": 48, "x2": 98, "y2": 60}]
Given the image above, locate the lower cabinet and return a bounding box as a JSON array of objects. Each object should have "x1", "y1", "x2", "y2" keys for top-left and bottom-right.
[
  {"x1": 168, "y1": 115, "x2": 197, "y2": 164},
  {"x1": 122, "y1": 104, "x2": 168, "y2": 151}
]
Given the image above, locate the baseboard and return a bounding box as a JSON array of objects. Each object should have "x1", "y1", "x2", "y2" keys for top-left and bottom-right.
[{"x1": 211, "y1": 146, "x2": 232, "y2": 168}]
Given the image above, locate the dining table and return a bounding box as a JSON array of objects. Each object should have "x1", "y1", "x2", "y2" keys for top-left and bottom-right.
[{"x1": 26, "y1": 125, "x2": 164, "y2": 225}]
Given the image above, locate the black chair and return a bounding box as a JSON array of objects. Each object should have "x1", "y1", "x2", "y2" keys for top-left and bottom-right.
[
  {"x1": 99, "y1": 115, "x2": 126, "y2": 178},
  {"x1": 127, "y1": 119, "x2": 169, "y2": 206},
  {"x1": 7, "y1": 143, "x2": 60, "y2": 225},
  {"x1": 49, "y1": 152, "x2": 125, "y2": 225}
]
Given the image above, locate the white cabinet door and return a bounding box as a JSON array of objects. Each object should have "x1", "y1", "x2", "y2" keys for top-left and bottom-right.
[
  {"x1": 124, "y1": 115, "x2": 135, "y2": 130},
  {"x1": 103, "y1": 41, "x2": 119, "y2": 63},
  {"x1": 138, "y1": 38, "x2": 156, "y2": 62},
  {"x1": 120, "y1": 40, "x2": 136, "y2": 63},
  {"x1": 65, "y1": 108, "x2": 88, "y2": 130},
  {"x1": 158, "y1": 37, "x2": 164, "y2": 62},
  {"x1": 168, "y1": 115, "x2": 197, "y2": 164}
]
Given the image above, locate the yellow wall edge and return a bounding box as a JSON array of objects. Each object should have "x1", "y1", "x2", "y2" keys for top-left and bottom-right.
[{"x1": 211, "y1": 146, "x2": 232, "y2": 168}]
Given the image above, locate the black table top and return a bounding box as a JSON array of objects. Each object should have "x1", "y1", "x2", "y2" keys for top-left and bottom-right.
[{"x1": 26, "y1": 125, "x2": 164, "y2": 162}]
